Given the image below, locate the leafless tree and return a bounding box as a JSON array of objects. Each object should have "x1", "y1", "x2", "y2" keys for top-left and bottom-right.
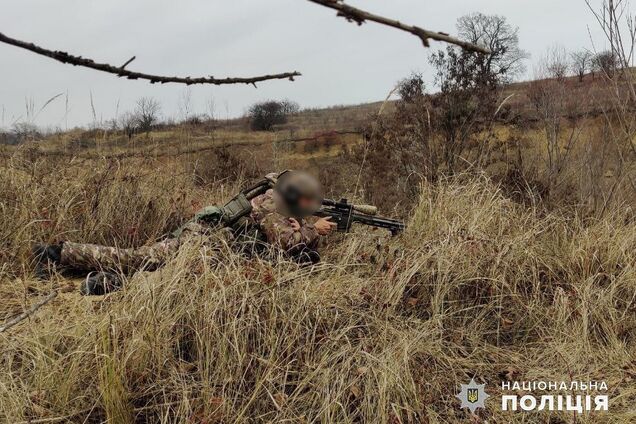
[
  {"x1": 426, "y1": 13, "x2": 526, "y2": 173},
  {"x1": 545, "y1": 45, "x2": 570, "y2": 80},
  {"x1": 135, "y1": 97, "x2": 161, "y2": 134},
  {"x1": 354, "y1": 73, "x2": 436, "y2": 210},
  {"x1": 119, "y1": 112, "x2": 138, "y2": 140},
  {"x1": 592, "y1": 50, "x2": 619, "y2": 77},
  {"x1": 587, "y1": 0, "x2": 636, "y2": 73},
  {"x1": 571, "y1": 50, "x2": 592, "y2": 82},
  {"x1": 456, "y1": 13, "x2": 529, "y2": 83},
  {"x1": 527, "y1": 48, "x2": 584, "y2": 192},
  {"x1": 355, "y1": 13, "x2": 524, "y2": 209},
  {"x1": 280, "y1": 100, "x2": 300, "y2": 116}
]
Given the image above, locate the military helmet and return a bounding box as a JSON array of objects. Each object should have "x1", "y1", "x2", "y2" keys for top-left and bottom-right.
[{"x1": 273, "y1": 170, "x2": 322, "y2": 218}]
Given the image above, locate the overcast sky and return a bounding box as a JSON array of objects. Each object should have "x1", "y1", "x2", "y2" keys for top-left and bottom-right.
[{"x1": 0, "y1": 0, "x2": 610, "y2": 129}]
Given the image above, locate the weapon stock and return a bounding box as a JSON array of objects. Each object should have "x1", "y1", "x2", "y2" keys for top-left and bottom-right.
[{"x1": 316, "y1": 198, "x2": 405, "y2": 235}]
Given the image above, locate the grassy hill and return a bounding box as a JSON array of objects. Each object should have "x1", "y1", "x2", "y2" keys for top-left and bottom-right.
[{"x1": 0, "y1": 72, "x2": 635, "y2": 422}]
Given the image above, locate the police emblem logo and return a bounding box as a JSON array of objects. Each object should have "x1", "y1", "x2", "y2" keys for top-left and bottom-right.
[{"x1": 456, "y1": 378, "x2": 489, "y2": 413}]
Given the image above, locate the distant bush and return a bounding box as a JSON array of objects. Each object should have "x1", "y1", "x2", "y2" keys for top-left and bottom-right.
[
  {"x1": 183, "y1": 115, "x2": 205, "y2": 127},
  {"x1": 571, "y1": 50, "x2": 592, "y2": 82},
  {"x1": 115, "y1": 97, "x2": 162, "y2": 140},
  {"x1": 135, "y1": 97, "x2": 161, "y2": 134},
  {"x1": 592, "y1": 50, "x2": 618, "y2": 77},
  {"x1": 0, "y1": 131, "x2": 19, "y2": 145},
  {"x1": 11, "y1": 122, "x2": 40, "y2": 143},
  {"x1": 119, "y1": 112, "x2": 139, "y2": 140},
  {"x1": 248, "y1": 100, "x2": 299, "y2": 131}
]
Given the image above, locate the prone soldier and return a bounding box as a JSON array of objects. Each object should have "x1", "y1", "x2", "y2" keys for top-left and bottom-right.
[
  {"x1": 34, "y1": 170, "x2": 405, "y2": 295},
  {"x1": 33, "y1": 170, "x2": 337, "y2": 295}
]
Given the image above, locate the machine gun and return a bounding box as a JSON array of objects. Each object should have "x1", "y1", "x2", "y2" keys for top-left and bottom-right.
[{"x1": 315, "y1": 198, "x2": 405, "y2": 235}]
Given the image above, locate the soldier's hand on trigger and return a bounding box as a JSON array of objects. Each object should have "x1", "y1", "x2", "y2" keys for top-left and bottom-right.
[{"x1": 315, "y1": 216, "x2": 337, "y2": 235}]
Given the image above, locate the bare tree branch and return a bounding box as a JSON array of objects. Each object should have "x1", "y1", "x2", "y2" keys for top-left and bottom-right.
[
  {"x1": 0, "y1": 32, "x2": 301, "y2": 86},
  {"x1": 0, "y1": 291, "x2": 57, "y2": 333},
  {"x1": 306, "y1": 0, "x2": 491, "y2": 54}
]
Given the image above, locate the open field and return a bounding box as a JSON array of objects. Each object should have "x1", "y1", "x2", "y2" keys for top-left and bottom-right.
[
  {"x1": 1, "y1": 69, "x2": 636, "y2": 423},
  {"x1": 0, "y1": 119, "x2": 635, "y2": 424},
  {"x1": 4, "y1": 0, "x2": 636, "y2": 421}
]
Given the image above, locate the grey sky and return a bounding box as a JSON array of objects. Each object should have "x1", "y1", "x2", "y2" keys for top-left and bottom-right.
[{"x1": 1, "y1": 0, "x2": 608, "y2": 129}]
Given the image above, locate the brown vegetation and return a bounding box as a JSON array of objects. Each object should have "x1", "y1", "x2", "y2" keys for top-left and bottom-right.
[
  {"x1": 1, "y1": 4, "x2": 636, "y2": 421},
  {"x1": 0, "y1": 68, "x2": 634, "y2": 422},
  {"x1": 0, "y1": 151, "x2": 633, "y2": 421}
]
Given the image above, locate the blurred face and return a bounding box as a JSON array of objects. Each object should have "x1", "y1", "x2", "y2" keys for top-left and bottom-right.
[
  {"x1": 273, "y1": 171, "x2": 323, "y2": 218},
  {"x1": 299, "y1": 195, "x2": 319, "y2": 212}
]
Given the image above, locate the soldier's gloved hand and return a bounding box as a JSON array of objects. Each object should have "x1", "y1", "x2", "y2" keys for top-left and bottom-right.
[{"x1": 80, "y1": 272, "x2": 123, "y2": 296}]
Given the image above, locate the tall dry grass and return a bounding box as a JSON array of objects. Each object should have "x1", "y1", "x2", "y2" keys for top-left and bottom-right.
[{"x1": 0, "y1": 146, "x2": 634, "y2": 422}]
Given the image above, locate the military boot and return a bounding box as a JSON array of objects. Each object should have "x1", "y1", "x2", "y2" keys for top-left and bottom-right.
[
  {"x1": 80, "y1": 272, "x2": 123, "y2": 296},
  {"x1": 32, "y1": 243, "x2": 63, "y2": 279}
]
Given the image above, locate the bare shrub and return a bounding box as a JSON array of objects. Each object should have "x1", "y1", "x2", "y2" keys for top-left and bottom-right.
[
  {"x1": 135, "y1": 97, "x2": 161, "y2": 134},
  {"x1": 353, "y1": 14, "x2": 528, "y2": 212},
  {"x1": 0, "y1": 131, "x2": 10, "y2": 145},
  {"x1": 184, "y1": 115, "x2": 205, "y2": 127},
  {"x1": 353, "y1": 74, "x2": 434, "y2": 213},
  {"x1": 11, "y1": 122, "x2": 40, "y2": 143},
  {"x1": 430, "y1": 13, "x2": 527, "y2": 172},
  {"x1": 429, "y1": 49, "x2": 499, "y2": 173},
  {"x1": 248, "y1": 100, "x2": 299, "y2": 131},
  {"x1": 571, "y1": 50, "x2": 592, "y2": 82},
  {"x1": 119, "y1": 111, "x2": 138, "y2": 140},
  {"x1": 592, "y1": 50, "x2": 618, "y2": 77},
  {"x1": 322, "y1": 132, "x2": 339, "y2": 150},
  {"x1": 527, "y1": 51, "x2": 583, "y2": 197},
  {"x1": 545, "y1": 45, "x2": 570, "y2": 80}
]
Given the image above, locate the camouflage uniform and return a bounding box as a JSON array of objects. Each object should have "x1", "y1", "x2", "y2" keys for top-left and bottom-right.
[
  {"x1": 60, "y1": 189, "x2": 320, "y2": 273},
  {"x1": 251, "y1": 189, "x2": 320, "y2": 255}
]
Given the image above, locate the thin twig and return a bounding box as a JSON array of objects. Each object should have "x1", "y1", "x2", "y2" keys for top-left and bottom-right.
[
  {"x1": 0, "y1": 32, "x2": 301, "y2": 86},
  {"x1": 120, "y1": 55, "x2": 136, "y2": 70},
  {"x1": 306, "y1": 0, "x2": 491, "y2": 54},
  {"x1": 0, "y1": 291, "x2": 58, "y2": 333}
]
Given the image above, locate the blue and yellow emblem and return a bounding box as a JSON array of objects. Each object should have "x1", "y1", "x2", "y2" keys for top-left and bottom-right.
[{"x1": 456, "y1": 378, "x2": 489, "y2": 413}]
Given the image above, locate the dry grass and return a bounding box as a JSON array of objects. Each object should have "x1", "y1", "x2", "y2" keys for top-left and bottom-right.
[{"x1": 0, "y1": 142, "x2": 634, "y2": 422}]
